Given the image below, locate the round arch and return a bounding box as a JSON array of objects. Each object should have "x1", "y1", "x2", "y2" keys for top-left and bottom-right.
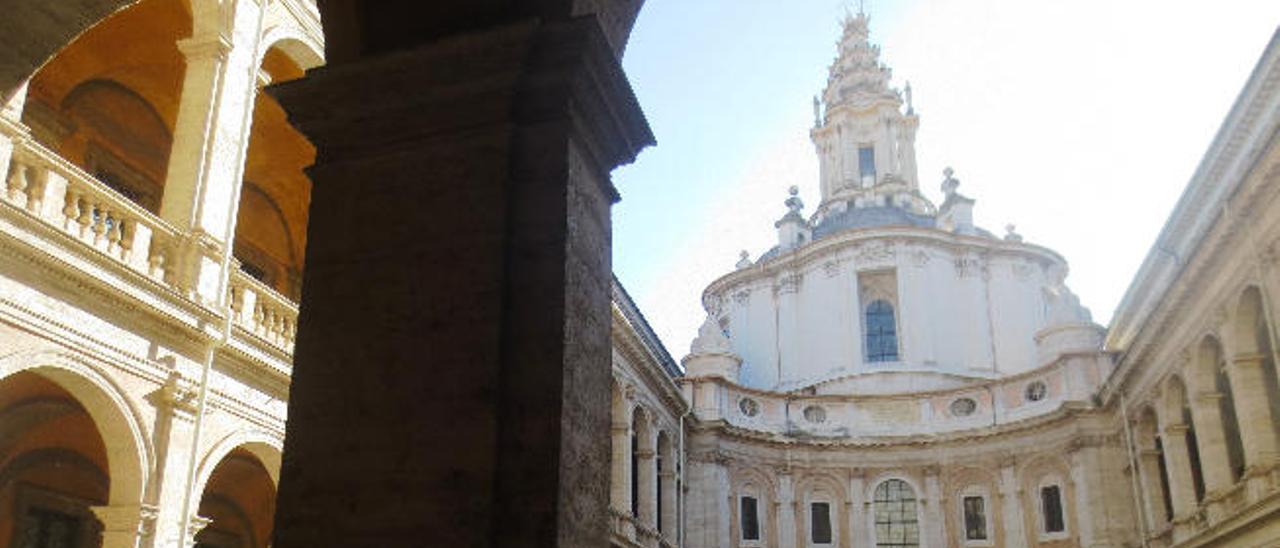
[
  {"x1": 191, "y1": 430, "x2": 283, "y2": 503},
  {"x1": 865, "y1": 473, "x2": 925, "y2": 548},
  {"x1": 0, "y1": 350, "x2": 150, "y2": 507},
  {"x1": 258, "y1": 26, "x2": 324, "y2": 73}
]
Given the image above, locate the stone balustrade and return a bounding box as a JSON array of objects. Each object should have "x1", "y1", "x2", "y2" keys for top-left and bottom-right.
[
  {"x1": 230, "y1": 270, "x2": 298, "y2": 353},
  {"x1": 1, "y1": 122, "x2": 298, "y2": 363},
  {"x1": 3, "y1": 131, "x2": 177, "y2": 284}
]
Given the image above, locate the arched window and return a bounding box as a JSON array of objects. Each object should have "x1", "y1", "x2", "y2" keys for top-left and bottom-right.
[
  {"x1": 865, "y1": 300, "x2": 898, "y2": 362},
  {"x1": 873, "y1": 479, "x2": 919, "y2": 547}
]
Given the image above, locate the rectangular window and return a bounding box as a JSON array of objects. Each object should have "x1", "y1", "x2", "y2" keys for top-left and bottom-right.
[
  {"x1": 810, "y1": 502, "x2": 833, "y2": 544},
  {"x1": 1041, "y1": 485, "x2": 1065, "y2": 533},
  {"x1": 962, "y1": 496, "x2": 987, "y2": 540},
  {"x1": 858, "y1": 146, "x2": 876, "y2": 186},
  {"x1": 741, "y1": 496, "x2": 760, "y2": 541}
]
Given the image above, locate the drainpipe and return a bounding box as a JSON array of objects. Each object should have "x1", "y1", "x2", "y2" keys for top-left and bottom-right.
[
  {"x1": 677, "y1": 406, "x2": 691, "y2": 548},
  {"x1": 176, "y1": 4, "x2": 264, "y2": 543}
]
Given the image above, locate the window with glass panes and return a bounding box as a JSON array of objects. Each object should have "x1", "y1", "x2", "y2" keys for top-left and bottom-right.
[
  {"x1": 962, "y1": 496, "x2": 987, "y2": 540},
  {"x1": 874, "y1": 479, "x2": 919, "y2": 547},
  {"x1": 740, "y1": 496, "x2": 760, "y2": 541},
  {"x1": 858, "y1": 146, "x2": 876, "y2": 186},
  {"x1": 865, "y1": 300, "x2": 898, "y2": 362},
  {"x1": 1040, "y1": 485, "x2": 1065, "y2": 533},
  {"x1": 810, "y1": 502, "x2": 833, "y2": 544}
]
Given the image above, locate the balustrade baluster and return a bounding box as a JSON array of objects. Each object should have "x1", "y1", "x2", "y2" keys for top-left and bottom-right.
[
  {"x1": 75, "y1": 195, "x2": 93, "y2": 238},
  {"x1": 105, "y1": 209, "x2": 123, "y2": 254},
  {"x1": 62, "y1": 189, "x2": 80, "y2": 229}
]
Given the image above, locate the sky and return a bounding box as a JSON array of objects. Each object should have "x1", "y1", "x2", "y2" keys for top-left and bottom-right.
[{"x1": 611, "y1": 0, "x2": 1280, "y2": 360}]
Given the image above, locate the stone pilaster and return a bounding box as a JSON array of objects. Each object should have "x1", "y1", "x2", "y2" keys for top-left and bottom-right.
[
  {"x1": 1069, "y1": 441, "x2": 1133, "y2": 547},
  {"x1": 1159, "y1": 424, "x2": 1200, "y2": 541},
  {"x1": 998, "y1": 459, "x2": 1028, "y2": 548},
  {"x1": 158, "y1": 0, "x2": 264, "y2": 303},
  {"x1": 776, "y1": 473, "x2": 796, "y2": 548},
  {"x1": 659, "y1": 468, "x2": 678, "y2": 540},
  {"x1": 684, "y1": 455, "x2": 729, "y2": 548},
  {"x1": 1137, "y1": 449, "x2": 1171, "y2": 534},
  {"x1": 268, "y1": 16, "x2": 652, "y2": 547},
  {"x1": 1187, "y1": 391, "x2": 1235, "y2": 516},
  {"x1": 0, "y1": 80, "x2": 27, "y2": 181},
  {"x1": 1228, "y1": 354, "x2": 1280, "y2": 497},
  {"x1": 922, "y1": 468, "x2": 945, "y2": 548},
  {"x1": 141, "y1": 371, "x2": 200, "y2": 548},
  {"x1": 847, "y1": 470, "x2": 869, "y2": 548},
  {"x1": 91, "y1": 503, "x2": 158, "y2": 548},
  {"x1": 637, "y1": 447, "x2": 658, "y2": 530}
]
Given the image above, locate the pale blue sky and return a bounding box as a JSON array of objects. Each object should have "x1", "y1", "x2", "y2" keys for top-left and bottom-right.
[{"x1": 612, "y1": 1, "x2": 1280, "y2": 357}]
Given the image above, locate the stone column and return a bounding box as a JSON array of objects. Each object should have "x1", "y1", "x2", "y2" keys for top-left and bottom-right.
[
  {"x1": 611, "y1": 416, "x2": 633, "y2": 515},
  {"x1": 998, "y1": 459, "x2": 1028, "y2": 548},
  {"x1": 922, "y1": 468, "x2": 945, "y2": 548},
  {"x1": 158, "y1": 0, "x2": 264, "y2": 303},
  {"x1": 1186, "y1": 391, "x2": 1234, "y2": 521},
  {"x1": 847, "y1": 470, "x2": 869, "y2": 548},
  {"x1": 1159, "y1": 425, "x2": 1200, "y2": 541},
  {"x1": 1228, "y1": 354, "x2": 1280, "y2": 496},
  {"x1": 268, "y1": 16, "x2": 653, "y2": 547},
  {"x1": 776, "y1": 473, "x2": 797, "y2": 548}
]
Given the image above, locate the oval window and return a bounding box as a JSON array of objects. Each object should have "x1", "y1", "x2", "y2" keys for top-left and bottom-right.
[
  {"x1": 950, "y1": 397, "x2": 977, "y2": 417},
  {"x1": 803, "y1": 405, "x2": 827, "y2": 423},
  {"x1": 1025, "y1": 381, "x2": 1048, "y2": 402},
  {"x1": 739, "y1": 397, "x2": 761, "y2": 417}
]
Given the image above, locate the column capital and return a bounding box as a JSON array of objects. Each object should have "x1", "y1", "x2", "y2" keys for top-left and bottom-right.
[
  {"x1": 176, "y1": 34, "x2": 233, "y2": 62},
  {"x1": 1231, "y1": 353, "x2": 1268, "y2": 367},
  {"x1": 1195, "y1": 391, "x2": 1224, "y2": 404},
  {"x1": 186, "y1": 515, "x2": 214, "y2": 544},
  {"x1": 91, "y1": 503, "x2": 159, "y2": 536}
]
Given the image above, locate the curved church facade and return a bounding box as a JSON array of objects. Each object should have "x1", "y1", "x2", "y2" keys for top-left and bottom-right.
[
  {"x1": 664, "y1": 12, "x2": 1280, "y2": 548},
  {"x1": 1, "y1": 2, "x2": 1280, "y2": 548}
]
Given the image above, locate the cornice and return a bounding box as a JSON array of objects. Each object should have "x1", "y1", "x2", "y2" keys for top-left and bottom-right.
[
  {"x1": 1108, "y1": 28, "x2": 1280, "y2": 354},
  {"x1": 692, "y1": 400, "x2": 1110, "y2": 451},
  {"x1": 1102, "y1": 140, "x2": 1280, "y2": 405},
  {"x1": 611, "y1": 306, "x2": 688, "y2": 416}
]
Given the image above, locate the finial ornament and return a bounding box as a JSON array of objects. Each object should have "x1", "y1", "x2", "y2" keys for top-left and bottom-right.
[
  {"x1": 1004, "y1": 224, "x2": 1023, "y2": 242},
  {"x1": 736, "y1": 250, "x2": 753, "y2": 270},
  {"x1": 813, "y1": 95, "x2": 822, "y2": 127},
  {"x1": 941, "y1": 167, "x2": 959, "y2": 197},
  {"x1": 904, "y1": 81, "x2": 914, "y2": 114},
  {"x1": 785, "y1": 186, "x2": 804, "y2": 213}
]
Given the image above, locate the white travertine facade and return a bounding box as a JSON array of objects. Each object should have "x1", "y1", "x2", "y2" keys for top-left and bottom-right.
[
  {"x1": 705, "y1": 11, "x2": 1102, "y2": 395},
  {"x1": 670, "y1": 12, "x2": 1280, "y2": 548}
]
